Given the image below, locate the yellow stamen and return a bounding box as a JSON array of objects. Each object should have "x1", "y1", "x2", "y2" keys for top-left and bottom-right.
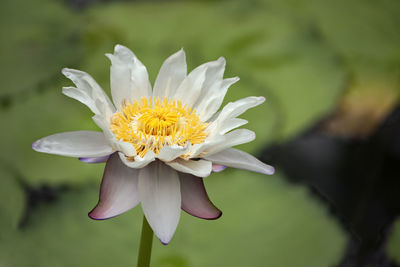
[{"x1": 110, "y1": 97, "x2": 208, "y2": 157}]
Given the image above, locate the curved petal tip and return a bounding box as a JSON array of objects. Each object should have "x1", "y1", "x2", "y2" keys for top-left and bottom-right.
[
  {"x1": 88, "y1": 208, "x2": 113, "y2": 221},
  {"x1": 31, "y1": 140, "x2": 40, "y2": 151},
  {"x1": 212, "y1": 164, "x2": 227, "y2": 173},
  {"x1": 266, "y1": 165, "x2": 275, "y2": 175}
]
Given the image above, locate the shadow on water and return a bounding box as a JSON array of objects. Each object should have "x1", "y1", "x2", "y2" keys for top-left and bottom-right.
[{"x1": 261, "y1": 104, "x2": 400, "y2": 266}]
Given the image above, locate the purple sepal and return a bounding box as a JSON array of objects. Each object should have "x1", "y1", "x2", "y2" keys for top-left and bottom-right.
[
  {"x1": 212, "y1": 164, "x2": 227, "y2": 172},
  {"x1": 79, "y1": 155, "x2": 110, "y2": 163},
  {"x1": 180, "y1": 174, "x2": 222, "y2": 220}
]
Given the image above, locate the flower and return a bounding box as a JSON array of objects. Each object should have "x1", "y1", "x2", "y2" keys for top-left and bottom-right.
[{"x1": 32, "y1": 45, "x2": 275, "y2": 244}]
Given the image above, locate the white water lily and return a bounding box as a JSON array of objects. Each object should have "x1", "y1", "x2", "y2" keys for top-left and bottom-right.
[{"x1": 32, "y1": 45, "x2": 274, "y2": 244}]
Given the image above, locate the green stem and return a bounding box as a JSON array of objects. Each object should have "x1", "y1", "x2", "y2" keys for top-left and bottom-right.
[{"x1": 137, "y1": 216, "x2": 154, "y2": 267}]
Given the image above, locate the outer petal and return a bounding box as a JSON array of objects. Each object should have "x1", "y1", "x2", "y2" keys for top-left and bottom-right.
[
  {"x1": 166, "y1": 158, "x2": 212, "y2": 177},
  {"x1": 138, "y1": 162, "x2": 181, "y2": 244},
  {"x1": 153, "y1": 49, "x2": 187, "y2": 99},
  {"x1": 208, "y1": 96, "x2": 265, "y2": 135},
  {"x1": 202, "y1": 129, "x2": 256, "y2": 156},
  {"x1": 89, "y1": 153, "x2": 140, "y2": 220},
  {"x1": 179, "y1": 173, "x2": 222, "y2": 220},
  {"x1": 32, "y1": 131, "x2": 113, "y2": 158},
  {"x1": 205, "y1": 148, "x2": 275, "y2": 175},
  {"x1": 62, "y1": 68, "x2": 115, "y2": 116},
  {"x1": 118, "y1": 151, "x2": 156, "y2": 169},
  {"x1": 106, "y1": 45, "x2": 152, "y2": 108},
  {"x1": 79, "y1": 155, "x2": 110, "y2": 163}
]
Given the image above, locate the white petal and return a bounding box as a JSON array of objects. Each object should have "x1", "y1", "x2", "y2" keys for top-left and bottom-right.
[
  {"x1": 196, "y1": 77, "x2": 239, "y2": 122},
  {"x1": 118, "y1": 151, "x2": 156, "y2": 169},
  {"x1": 166, "y1": 158, "x2": 212, "y2": 177},
  {"x1": 208, "y1": 96, "x2": 265, "y2": 134},
  {"x1": 205, "y1": 148, "x2": 275, "y2": 175},
  {"x1": 138, "y1": 162, "x2": 181, "y2": 244},
  {"x1": 32, "y1": 131, "x2": 113, "y2": 158},
  {"x1": 197, "y1": 57, "x2": 226, "y2": 99},
  {"x1": 153, "y1": 49, "x2": 187, "y2": 99},
  {"x1": 203, "y1": 129, "x2": 256, "y2": 156},
  {"x1": 157, "y1": 143, "x2": 190, "y2": 162},
  {"x1": 217, "y1": 118, "x2": 248, "y2": 135},
  {"x1": 173, "y1": 58, "x2": 224, "y2": 107},
  {"x1": 188, "y1": 134, "x2": 225, "y2": 158},
  {"x1": 106, "y1": 45, "x2": 152, "y2": 108},
  {"x1": 89, "y1": 153, "x2": 140, "y2": 219},
  {"x1": 62, "y1": 68, "x2": 115, "y2": 116}
]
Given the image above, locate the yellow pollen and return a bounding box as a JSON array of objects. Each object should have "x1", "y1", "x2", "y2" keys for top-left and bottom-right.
[{"x1": 110, "y1": 97, "x2": 208, "y2": 157}]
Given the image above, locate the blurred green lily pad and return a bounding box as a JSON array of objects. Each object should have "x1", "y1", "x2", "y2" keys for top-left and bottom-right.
[
  {"x1": 0, "y1": 168, "x2": 24, "y2": 240},
  {"x1": 0, "y1": 0, "x2": 81, "y2": 96},
  {"x1": 387, "y1": 218, "x2": 400, "y2": 264}
]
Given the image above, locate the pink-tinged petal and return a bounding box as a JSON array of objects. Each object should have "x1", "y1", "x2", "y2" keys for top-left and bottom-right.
[
  {"x1": 89, "y1": 153, "x2": 140, "y2": 220},
  {"x1": 79, "y1": 155, "x2": 110, "y2": 163},
  {"x1": 205, "y1": 148, "x2": 275, "y2": 175},
  {"x1": 179, "y1": 173, "x2": 222, "y2": 220},
  {"x1": 32, "y1": 131, "x2": 113, "y2": 158},
  {"x1": 138, "y1": 162, "x2": 181, "y2": 245},
  {"x1": 212, "y1": 164, "x2": 226, "y2": 172},
  {"x1": 166, "y1": 158, "x2": 212, "y2": 177}
]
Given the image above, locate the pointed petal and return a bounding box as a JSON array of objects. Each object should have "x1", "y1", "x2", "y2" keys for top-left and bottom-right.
[
  {"x1": 153, "y1": 49, "x2": 187, "y2": 99},
  {"x1": 166, "y1": 158, "x2": 212, "y2": 177},
  {"x1": 179, "y1": 173, "x2": 222, "y2": 220},
  {"x1": 205, "y1": 148, "x2": 275, "y2": 175},
  {"x1": 32, "y1": 131, "x2": 113, "y2": 158},
  {"x1": 157, "y1": 143, "x2": 190, "y2": 162},
  {"x1": 106, "y1": 45, "x2": 152, "y2": 108},
  {"x1": 62, "y1": 68, "x2": 115, "y2": 116},
  {"x1": 208, "y1": 96, "x2": 265, "y2": 134},
  {"x1": 79, "y1": 155, "x2": 110, "y2": 163},
  {"x1": 138, "y1": 162, "x2": 181, "y2": 244},
  {"x1": 89, "y1": 153, "x2": 140, "y2": 220}
]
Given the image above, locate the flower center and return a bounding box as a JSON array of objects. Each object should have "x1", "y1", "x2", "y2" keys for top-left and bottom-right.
[{"x1": 110, "y1": 97, "x2": 208, "y2": 157}]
